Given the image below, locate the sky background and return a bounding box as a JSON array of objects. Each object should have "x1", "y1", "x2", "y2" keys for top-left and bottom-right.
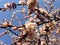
[{"x1": 0, "y1": 0, "x2": 60, "y2": 45}]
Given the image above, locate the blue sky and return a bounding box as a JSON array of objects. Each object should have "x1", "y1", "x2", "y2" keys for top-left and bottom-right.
[{"x1": 0, "y1": 0, "x2": 60, "y2": 45}]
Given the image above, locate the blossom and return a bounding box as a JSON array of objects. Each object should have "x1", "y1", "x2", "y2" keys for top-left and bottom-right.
[
  {"x1": 25, "y1": 21, "x2": 37, "y2": 30},
  {"x1": 18, "y1": 27, "x2": 23, "y2": 31},
  {"x1": 0, "y1": 0, "x2": 60, "y2": 45},
  {"x1": 17, "y1": 42, "x2": 22, "y2": 45},
  {"x1": 26, "y1": 0, "x2": 39, "y2": 8},
  {"x1": 19, "y1": 0, "x2": 26, "y2": 6},
  {"x1": 41, "y1": 41, "x2": 47, "y2": 45},
  {"x1": 39, "y1": 8, "x2": 48, "y2": 15},
  {"x1": 26, "y1": 0, "x2": 39, "y2": 15},
  {"x1": 39, "y1": 28, "x2": 47, "y2": 35},
  {"x1": 22, "y1": 42, "x2": 30, "y2": 45},
  {"x1": 52, "y1": 20, "x2": 57, "y2": 25},
  {"x1": 51, "y1": 38, "x2": 57, "y2": 42}
]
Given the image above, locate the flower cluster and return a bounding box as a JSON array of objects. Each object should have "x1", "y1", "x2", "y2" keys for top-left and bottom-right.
[
  {"x1": 4, "y1": 2, "x2": 16, "y2": 10},
  {"x1": 0, "y1": 0, "x2": 60, "y2": 45}
]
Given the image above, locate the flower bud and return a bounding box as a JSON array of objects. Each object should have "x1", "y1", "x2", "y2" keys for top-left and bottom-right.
[
  {"x1": 17, "y1": 42, "x2": 22, "y2": 45},
  {"x1": 52, "y1": 38, "x2": 57, "y2": 42},
  {"x1": 43, "y1": 31, "x2": 47, "y2": 35},
  {"x1": 12, "y1": 26, "x2": 17, "y2": 30},
  {"x1": 52, "y1": 20, "x2": 57, "y2": 25},
  {"x1": 19, "y1": 0, "x2": 25, "y2": 5},
  {"x1": 39, "y1": 8, "x2": 48, "y2": 14},
  {"x1": 41, "y1": 41, "x2": 46, "y2": 45},
  {"x1": 18, "y1": 27, "x2": 24, "y2": 31},
  {"x1": 3, "y1": 22, "x2": 8, "y2": 27}
]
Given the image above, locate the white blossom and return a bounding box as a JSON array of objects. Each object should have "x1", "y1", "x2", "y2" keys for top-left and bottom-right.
[
  {"x1": 26, "y1": 0, "x2": 39, "y2": 15},
  {"x1": 19, "y1": 0, "x2": 26, "y2": 5},
  {"x1": 25, "y1": 21, "x2": 37, "y2": 30}
]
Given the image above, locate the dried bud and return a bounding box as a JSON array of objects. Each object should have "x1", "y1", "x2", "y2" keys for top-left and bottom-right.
[
  {"x1": 0, "y1": 8, "x2": 2, "y2": 10},
  {"x1": 11, "y1": 2, "x2": 16, "y2": 9}
]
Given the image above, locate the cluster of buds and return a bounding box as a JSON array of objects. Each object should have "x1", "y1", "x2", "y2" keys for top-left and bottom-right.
[
  {"x1": 25, "y1": 21, "x2": 37, "y2": 30},
  {"x1": 4, "y1": 2, "x2": 16, "y2": 10},
  {"x1": 0, "y1": 2, "x2": 17, "y2": 12},
  {"x1": 1, "y1": 2, "x2": 16, "y2": 11}
]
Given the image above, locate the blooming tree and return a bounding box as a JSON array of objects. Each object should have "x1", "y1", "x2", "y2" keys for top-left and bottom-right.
[{"x1": 0, "y1": 0, "x2": 60, "y2": 45}]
